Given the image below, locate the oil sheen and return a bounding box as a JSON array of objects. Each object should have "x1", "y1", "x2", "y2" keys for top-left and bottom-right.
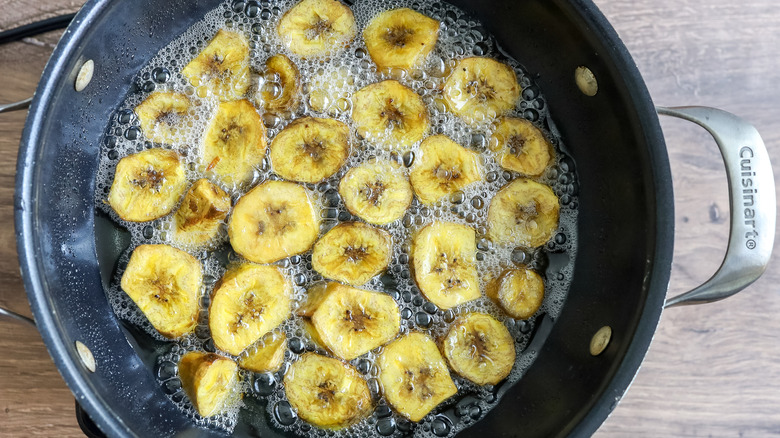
[{"x1": 94, "y1": 0, "x2": 580, "y2": 436}]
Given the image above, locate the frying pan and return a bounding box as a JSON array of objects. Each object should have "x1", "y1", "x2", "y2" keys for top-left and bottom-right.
[{"x1": 9, "y1": 0, "x2": 776, "y2": 436}]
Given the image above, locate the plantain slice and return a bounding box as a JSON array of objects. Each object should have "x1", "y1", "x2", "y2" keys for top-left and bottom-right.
[
  {"x1": 284, "y1": 352, "x2": 373, "y2": 429},
  {"x1": 228, "y1": 180, "x2": 320, "y2": 264},
  {"x1": 486, "y1": 267, "x2": 545, "y2": 320},
  {"x1": 487, "y1": 178, "x2": 560, "y2": 248},
  {"x1": 363, "y1": 8, "x2": 440, "y2": 71},
  {"x1": 411, "y1": 221, "x2": 480, "y2": 309},
  {"x1": 209, "y1": 264, "x2": 292, "y2": 356},
  {"x1": 269, "y1": 117, "x2": 350, "y2": 184},
  {"x1": 108, "y1": 148, "x2": 187, "y2": 222},
  {"x1": 239, "y1": 331, "x2": 288, "y2": 373},
  {"x1": 311, "y1": 222, "x2": 392, "y2": 286},
  {"x1": 277, "y1": 0, "x2": 357, "y2": 58},
  {"x1": 120, "y1": 244, "x2": 202, "y2": 338},
  {"x1": 443, "y1": 57, "x2": 520, "y2": 125},
  {"x1": 181, "y1": 29, "x2": 250, "y2": 101},
  {"x1": 134, "y1": 91, "x2": 191, "y2": 145},
  {"x1": 178, "y1": 351, "x2": 240, "y2": 417},
  {"x1": 440, "y1": 312, "x2": 515, "y2": 386},
  {"x1": 202, "y1": 99, "x2": 267, "y2": 189},
  {"x1": 378, "y1": 332, "x2": 457, "y2": 422},
  {"x1": 257, "y1": 54, "x2": 302, "y2": 114},
  {"x1": 490, "y1": 117, "x2": 554, "y2": 177},
  {"x1": 304, "y1": 282, "x2": 400, "y2": 360},
  {"x1": 351, "y1": 80, "x2": 429, "y2": 151},
  {"x1": 338, "y1": 159, "x2": 413, "y2": 225},
  {"x1": 172, "y1": 178, "x2": 231, "y2": 248},
  {"x1": 409, "y1": 135, "x2": 483, "y2": 205}
]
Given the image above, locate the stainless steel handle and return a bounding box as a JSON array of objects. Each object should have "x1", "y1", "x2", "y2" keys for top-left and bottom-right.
[
  {"x1": 0, "y1": 307, "x2": 35, "y2": 326},
  {"x1": 1, "y1": 97, "x2": 35, "y2": 325},
  {"x1": 0, "y1": 97, "x2": 32, "y2": 114},
  {"x1": 658, "y1": 106, "x2": 776, "y2": 307}
]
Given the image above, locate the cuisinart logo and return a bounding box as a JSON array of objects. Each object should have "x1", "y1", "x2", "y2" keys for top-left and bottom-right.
[{"x1": 740, "y1": 146, "x2": 758, "y2": 250}]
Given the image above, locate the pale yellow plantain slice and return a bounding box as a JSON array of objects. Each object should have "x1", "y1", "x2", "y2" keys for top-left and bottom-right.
[
  {"x1": 178, "y1": 351, "x2": 240, "y2": 417},
  {"x1": 239, "y1": 331, "x2": 288, "y2": 373},
  {"x1": 304, "y1": 282, "x2": 400, "y2": 360},
  {"x1": 411, "y1": 221, "x2": 480, "y2": 309},
  {"x1": 409, "y1": 134, "x2": 483, "y2": 204},
  {"x1": 351, "y1": 80, "x2": 429, "y2": 151},
  {"x1": 338, "y1": 159, "x2": 413, "y2": 225},
  {"x1": 108, "y1": 148, "x2": 187, "y2": 222},
  {"x1": 269, "y1": 117, "x2": 350, "y2": 184},
  {"x1": 202, "y1": 99, "x2": 267, "y2": 189},
  {"x1": 228, "y1": 180, "x2": 319, "y2": 264},
  {"x1": 134, "y1": 91, "x2": 190, "y2": 145},
  {"x1": 209, "y1": 263, "x2": 292, "y2": 356},
  {"x1": 284, "y1": 353, "x2": 373, "y2": 429},
  {"x1": 490, "y1": 117, "x2": 554, "y2": 177},
  {"x1": 487, "y1": 178, "x2": 560, "y2": 248},
  {"x1": 441, "y1": 312, "x2": 515, "y2": 385},
  {"x1": 378, "y1": 332, "x2": 457, "y2": 422},
  {"x1": 259, "y1": 54, "x2": 302, "y2": 113},
  {"x1": 443, "y1": 57, "x2": 520, "y2": 125},
  {"x1": 363, "y1": 8, "x2": 440, "y2": 71},
  {"x1": 120, "y1": 244, "x2": 202, "y2": 338},
  {"x1": 311, "y1": 222, "x2": 392, "y2": 286},
  {"x1": 181, "y1": 29, "x2": 250, "y2": 101},
  {"x1": 277, "y1": 0, "x2": 357, "y2": 58},
  {"x1": 486, "y1": 267, "x2": 545, "y2": 320},
  {"x1": 172, "y1": 178, "x2": 231, "y2": 248}
]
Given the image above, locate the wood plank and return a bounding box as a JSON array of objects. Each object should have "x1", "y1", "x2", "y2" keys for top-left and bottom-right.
[{"x1": 1, "y1": 0, "x2": 779, "y2": 437}]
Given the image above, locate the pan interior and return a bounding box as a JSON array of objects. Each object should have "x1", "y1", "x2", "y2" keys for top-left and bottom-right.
[{"x1": 16, "y1": 0, "x2": 672, "y2": 437}]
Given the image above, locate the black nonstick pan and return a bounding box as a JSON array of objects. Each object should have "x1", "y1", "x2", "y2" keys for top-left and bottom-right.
[{"x1": 11, "y1": 0, "x2": 775, "y2": 436}]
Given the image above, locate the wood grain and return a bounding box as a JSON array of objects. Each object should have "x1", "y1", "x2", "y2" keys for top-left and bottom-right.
[{"x1": 1, "y1": 0, "x2": 779, "y2": 437}]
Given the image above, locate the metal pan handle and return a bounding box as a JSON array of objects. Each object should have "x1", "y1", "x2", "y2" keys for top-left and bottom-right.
[{"x1": 658, "y1": 106, "x2": 775, "y2": 307}]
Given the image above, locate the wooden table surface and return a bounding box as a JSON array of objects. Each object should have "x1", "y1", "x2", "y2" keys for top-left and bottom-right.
[{"x1": 1, "y1": 0, "x2": 778, "y2": 436}]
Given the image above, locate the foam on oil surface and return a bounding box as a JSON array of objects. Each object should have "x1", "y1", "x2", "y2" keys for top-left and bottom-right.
[{"x1": 95, "y1": 0, "x2": 580, "y2": 436}]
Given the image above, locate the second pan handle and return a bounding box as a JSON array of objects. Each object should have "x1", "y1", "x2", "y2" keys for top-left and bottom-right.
[{"x1": 658, "y1": 106, "x2": 775, "y2": 307}]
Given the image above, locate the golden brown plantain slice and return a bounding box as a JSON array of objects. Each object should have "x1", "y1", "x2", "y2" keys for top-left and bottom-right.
[
  {"x1": 172, "y1": 178, "x2": 231, "y2": 248},
  {"x1": 181, "y1": 29, "x2": 250, "y2": 101},
  {"x1": 120, "y1": 244, "x2": 202, "y2": 338},
  {"x1": 269, "y1": 117, "x2": 350, "y2": 184},
  {"x1": 311, "y1": 222, "x2": 392, "y2": 286},
  {"x1": 202, "y1": 99, "x2": 267, "y2": 189},
  {"x1": 108, "y1": 148, "x2": 187, "y2": 222},
  {"x1": 486, "y1": 267, "x2": 545, "y2": 319},
  {"x1": 351, "y1": 80, "x2": 429, "y2": 151},
  {"x1": 378, "y1": 332, "x2": 457, "y2": 422},
  {"x1": 209, "y1": 263, "x2": 292, "y2": 356},
  {"x1": 134, "y1": 91, "x2": 190, "y2": 145},
  {"x1": 239, "y1": 331, "x2": 288, "y2": 373},
  {"x1": 490, "y1": 117, "x2": 554, "y2": 177},
  {"x1": 338, "y1": 159, "x2": 413, "y2": 225},
  {"x1": 409, "y1": 135, "x2": 483, "y2": 204},
  {"x1": 487, "y1": 178, "x2": 560, "y2": 248},
  {"x1": 304, "y1": 282, "x2": 400, "y2": 360},
  {"x1": 228, "y1": 180, "x2": 320, "y2": 264},
  {"x1": 277, "y1": 0, "x2": 357, "y2": 58},
  {"x1": 441, "y1": 312, "x2": 515, "y2": 385},
  {"x1": 363, "y1": 8, "x2": 440, "y2": 71},
  {"x1": 443, "y1": 57, "x2": 520, "y2": 125},
  {"x1": 178, "y1": 351, "x2": 240, "y2": 417},
  {"x1": 411, "y1": 221, "x2": 480, "y2": 309},
  {"x1": 284, "y1": 352, "x2": 373, "y2": 429}
]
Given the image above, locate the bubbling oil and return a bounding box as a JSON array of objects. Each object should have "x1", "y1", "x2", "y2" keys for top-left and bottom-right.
[{"x1": 94, "y1": 0, "x2": 580, "y2": 436}]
